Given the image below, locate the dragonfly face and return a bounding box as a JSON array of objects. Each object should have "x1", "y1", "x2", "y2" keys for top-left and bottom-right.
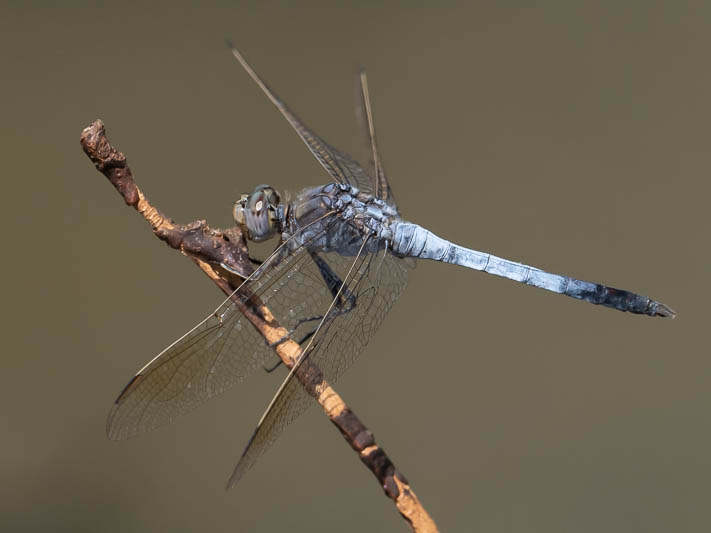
[{"x1": 233, "y1": 184, "x2": 284, "y2": 242}]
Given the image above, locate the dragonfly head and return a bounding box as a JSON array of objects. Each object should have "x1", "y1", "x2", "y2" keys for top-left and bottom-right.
[{"x1": 233, "y1": 185, "x2": 283, "y2": 241}]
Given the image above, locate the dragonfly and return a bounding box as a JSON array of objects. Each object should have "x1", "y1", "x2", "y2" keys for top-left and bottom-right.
[{"x1": 107, "y1": 45, "x2": 675, "y2": 488}]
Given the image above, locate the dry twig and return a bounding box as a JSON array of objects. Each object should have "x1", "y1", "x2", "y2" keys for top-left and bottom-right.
[{"x1": 81, "y1": 120, "x2": 437, "y2": 532}]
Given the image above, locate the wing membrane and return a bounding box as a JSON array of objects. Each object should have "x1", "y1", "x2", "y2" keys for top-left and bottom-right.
[
  {"x1": 355, "y1": 68, "x2": 395, "y2": 205},
  {"x1": 229, "y1": 44, "x2": 375, "y2": 194},
  {"x1": 106, "y1": 215, "x2": 339, "y2": 440},
  {"x1": 228, "y1": 237, "x2": 411, "y2": 486},
  {"x1": 110, "y1": 47, "x2": 409, "y2": 478}
]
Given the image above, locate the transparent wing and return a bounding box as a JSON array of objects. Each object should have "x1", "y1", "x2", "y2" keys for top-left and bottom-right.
[
  {"x1": 330, "y1": 145, "x2": 378, "y2": 197},
  {"x1": 229, "y1": 44, "x2": 375, "y2": 194},
  {"x1": 355, "y1": 68, "x2": 396, "y2": 205},
  {"x1": 107, "y1": 215, "x2": 342, "y2": 440},
  {"x1": 228, "y1": 238, "x2": 411, "y2": 486}
]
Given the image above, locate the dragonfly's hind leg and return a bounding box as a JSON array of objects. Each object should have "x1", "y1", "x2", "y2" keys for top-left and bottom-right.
[
  {"x1": 308, "y1": 251, "x2": 357, "y2": 312},
  {"x1": 282, "y1": 252, "x2": 358, "y2": 340},
  {"x1": 262, "y1": 251, "x2": 358, "y2": 359},
  {"x1": 263, "y1": 359, "x2": 282, "y2": 373},
  {"x1": 262, "y1": 325, "x2": 316, "y2": 374},
  {"x1": 265, "y1": 315, "x2": 320, "y2": 348}
]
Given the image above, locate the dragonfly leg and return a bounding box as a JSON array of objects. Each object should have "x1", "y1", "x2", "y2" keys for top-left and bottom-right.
[
  {"x1": 309, "y1": 251, "x2": 357, "y2": 313},
  {"x1": 263, "y1": 253, "x2": 358, "y2": 355},
  {"x1": 266, "y1": 315, "x2": 322, "y2": 348},
  {"x1": 221, "y1": 243, "x2": 289, "y2": 279},
  {"x1": 262, "y1": 329, "x2": 317, "y2": 373},
  {"x1": 263, "y1": 359, "x2": 282, "y2": 373}
]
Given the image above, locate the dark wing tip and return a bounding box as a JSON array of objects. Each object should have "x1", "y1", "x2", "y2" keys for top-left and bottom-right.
[
  {"x1": 114, "y1": 373, "x2": 143, "y2": 405},
  {"x1": 225, "y1": 425, "x2": 259, "y2": 490},
  {"x1": 225, "y1": 461, "x2": 246, "y2": 491},
  {"x1": 105, "y1": 374, "x2": 144, "y2": 441}
]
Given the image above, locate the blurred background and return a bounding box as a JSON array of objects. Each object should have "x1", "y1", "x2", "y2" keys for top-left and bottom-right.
[{"x1": 1, "y1": 1, "x2": 707, "y2": 531}]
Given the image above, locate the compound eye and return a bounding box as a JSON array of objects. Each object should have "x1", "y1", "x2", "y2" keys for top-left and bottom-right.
[
  {"x1": 255, "y1": 185, "x2": 280, "y2": 207},
  {"x1": 266, "y1": 188, "x2": 280, "y2": 206},
  {"x1": 244, "y1": 190, "x2": 275, "y2": 241},
  {"x1": 250, "y1": 191, "x2": 267, "y2": 214}
]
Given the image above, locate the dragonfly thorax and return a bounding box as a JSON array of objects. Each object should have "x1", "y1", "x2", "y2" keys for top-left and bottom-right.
[{"x1": 233, "y1": 184, "x2": 286, "y2": 242}]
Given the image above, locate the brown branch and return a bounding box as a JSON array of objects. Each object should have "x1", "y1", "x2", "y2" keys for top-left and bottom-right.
[{"x1": 81, "y1": 120, "x2": 437, "y2": 532}]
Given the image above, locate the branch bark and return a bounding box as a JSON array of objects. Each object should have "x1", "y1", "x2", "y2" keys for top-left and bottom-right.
[{"x1": 81, "y1": 120, "x2": 437, "y2": 532}]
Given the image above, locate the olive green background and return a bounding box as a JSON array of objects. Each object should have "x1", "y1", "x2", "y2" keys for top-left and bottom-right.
[{"x1": 2, "y1": 1, "x2": 707, "y2": 531}]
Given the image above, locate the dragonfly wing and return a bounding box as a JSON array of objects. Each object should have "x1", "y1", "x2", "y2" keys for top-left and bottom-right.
[
  {"x1": 106, "y1": 295, "x2": 275, "y2": 440},
  {"x1": 328, "y1": 143, "x2": 378, "y2": 198},
  {"x1": 229, "y1": 44, "x2": 373, "y2": 193},
  {"x1": 106, "y1": 215, "x2": 342, "y2": 440},
  {"x1": 227, "y1": 237, "x2": 411, "y2": 487},
  {"x1": 355, "y1": 68, "x2": 396, "y2": 205}
]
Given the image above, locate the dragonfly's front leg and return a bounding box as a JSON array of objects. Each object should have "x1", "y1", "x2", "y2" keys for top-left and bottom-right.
[{"x1": 220, "y1": 239, "x2": 290, "y2": 280}]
